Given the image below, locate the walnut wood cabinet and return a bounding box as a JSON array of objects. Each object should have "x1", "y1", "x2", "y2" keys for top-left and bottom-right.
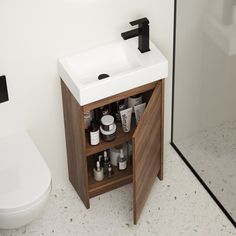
[{"x1": 61, "y1": 79, "x2": 165, "y2": 224}]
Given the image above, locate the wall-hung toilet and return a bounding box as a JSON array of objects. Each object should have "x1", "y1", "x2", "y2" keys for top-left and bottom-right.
[{"x1": 0, "y1": 132, "x2": 52, "y2": 229}]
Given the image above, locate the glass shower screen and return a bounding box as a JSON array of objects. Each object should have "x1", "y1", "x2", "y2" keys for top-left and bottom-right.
[{"x1": 171, "y1": 0, "x2": 236, "y2": 226}]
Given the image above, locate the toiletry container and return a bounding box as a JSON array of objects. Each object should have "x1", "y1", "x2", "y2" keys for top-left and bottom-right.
[
  {"x1": 110, "y1": 144, "x2": 128, "y2": 166},
  {"x1": 118, "y1": 149, "x2": 127, "y2": 171},
  {"x1": 0, "y1": 132, "x2": 52, "y2": 229},
  {"x1": 120, "y1": 107, "x2": 133, "y2": 133},
  {"x1": 89, "y1": 120, "x2": 100, "y2": 145},
  {"x1": 107, "y1": 164, "x2": 114, "y2": 178},
  {"x1": 93, "y1": 161, "x2": 104, "y2": 181},
  {"x1": 110, "y1": 147, "x2": 120, "y2": 166},
  {"x1": 111, "y1": 99, "x2": 127, "y2": 122},
  {"x1": 100, "y1": 115, "x2": 116, "y2": 141},
  {"x1": 128, "y1": 94, "x2": 142, "y2": 112},
  {"x1": 101, "y1": 115, "x2": 115, "y2": 131},
  {"x1": 99, "y1": 104, "x2": 110, "y2": 117}
]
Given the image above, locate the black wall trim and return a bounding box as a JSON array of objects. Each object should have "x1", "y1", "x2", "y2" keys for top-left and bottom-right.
[
  {"x1": 0, "y1": 75, "x2": 9, "y2": 104},
  {"x1": 171, "y1": 0, "x2": 177, "y2": 143},
  {"x1": 171, "y1": 0, "x2": 236, "y2": 228}
]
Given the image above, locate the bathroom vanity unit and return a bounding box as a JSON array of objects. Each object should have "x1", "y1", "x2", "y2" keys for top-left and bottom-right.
[
  {"x1": 59, "y1": 39, "x2": 168, "y2": 224},
  {"x1": 61, "y1": 80, "x2": 164, "y2": 224}
]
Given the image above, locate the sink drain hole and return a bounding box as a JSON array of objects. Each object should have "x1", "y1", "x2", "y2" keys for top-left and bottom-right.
[{"x1": 98, "y1": 74, "x2": 110, "y2": 80}]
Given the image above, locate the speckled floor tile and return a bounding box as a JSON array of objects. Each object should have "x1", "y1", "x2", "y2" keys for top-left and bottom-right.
[
  {"x1": 0, "y1": 145, "x2": 235, "y2": 236},
  {"x1": 177, "y1": 120, "x2": 236, "y2": 221}
]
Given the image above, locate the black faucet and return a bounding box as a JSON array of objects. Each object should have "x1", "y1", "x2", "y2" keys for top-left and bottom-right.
[{"x1": 121, "y1": 17, "x2": 150, "y2": 53}]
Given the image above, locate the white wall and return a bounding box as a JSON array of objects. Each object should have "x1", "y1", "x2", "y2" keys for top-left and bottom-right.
[
  {"x1": 199, "y1": 39, "x2": 236, "y2": 129},
  {"x1": 173, "y1": 0, "x2": 206, "y2": 140},
  {"x1": 208, "y1": 0, "x2": 236, "y2": 24},
  {"x1": 0, "y1": 0, "x2": 174, "y2": 187}
]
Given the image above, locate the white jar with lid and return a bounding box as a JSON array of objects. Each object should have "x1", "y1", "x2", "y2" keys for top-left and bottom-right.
[
  {"x1": 101, "y1": 115, "x2": 115, "y2": 131},
  {"x1": 100, "y1": 115, "x2": 116, "y2": 142}
]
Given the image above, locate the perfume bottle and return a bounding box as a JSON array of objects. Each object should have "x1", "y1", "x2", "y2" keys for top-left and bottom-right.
[{"x1": 118, "y1": 149, "x2": 127, "y2": 171}]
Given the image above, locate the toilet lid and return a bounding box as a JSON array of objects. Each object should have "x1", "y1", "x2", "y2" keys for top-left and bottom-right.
[{"x1": 0, "y1": 132, "x2": 51, "y2": 212}]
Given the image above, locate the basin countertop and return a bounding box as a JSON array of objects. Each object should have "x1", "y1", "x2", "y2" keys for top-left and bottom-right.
[{"x1": 58, "y1": 39, "x2": 168, "y2": 106}]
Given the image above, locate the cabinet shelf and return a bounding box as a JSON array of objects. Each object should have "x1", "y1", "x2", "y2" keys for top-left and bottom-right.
[
  {"x1": 88, "y1": 165, "x2": 133, "y2": 198},
  {"x1": 85, "y1": 121, "x2": 136, "y2": 156}
]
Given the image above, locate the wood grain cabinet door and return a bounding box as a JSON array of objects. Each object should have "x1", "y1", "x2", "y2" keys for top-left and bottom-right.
[{"x1": 132, "y1": 80, "x2": 164, "y2": 224}]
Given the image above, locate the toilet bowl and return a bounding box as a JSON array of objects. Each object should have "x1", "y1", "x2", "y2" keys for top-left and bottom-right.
[{"x1": 0, "y1": 132, "x2": 52, "y2": 229}]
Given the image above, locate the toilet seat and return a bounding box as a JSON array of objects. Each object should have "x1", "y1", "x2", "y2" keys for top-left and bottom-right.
[{"x1": 0, "y1": 132, "x2": 51, "y2": 214}]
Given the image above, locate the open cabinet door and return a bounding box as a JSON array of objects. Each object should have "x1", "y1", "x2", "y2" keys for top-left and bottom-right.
[{"x1": 132, "y1": 80, "x2": 164, "y2": 224}]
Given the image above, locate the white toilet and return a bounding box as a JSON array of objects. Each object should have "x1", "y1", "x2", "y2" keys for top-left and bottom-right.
[{"x1": 0, "y1": 132, "x2": 52, "y2": 229}]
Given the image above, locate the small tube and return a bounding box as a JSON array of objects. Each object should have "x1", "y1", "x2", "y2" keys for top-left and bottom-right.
[
  {"x1": 134, "y1": 103, "x2": 146, "y2": 124},
  {"x1": 120, "y1": 107, "x2": 132, "y2": 133}
]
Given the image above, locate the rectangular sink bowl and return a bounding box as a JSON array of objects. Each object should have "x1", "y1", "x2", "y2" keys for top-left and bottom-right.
[{"x1": 58, "y1": 39, "x2": 168, "y2": 105}]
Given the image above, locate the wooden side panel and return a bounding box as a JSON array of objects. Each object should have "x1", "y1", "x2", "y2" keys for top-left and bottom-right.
[
  {"x1": 132, "y1": 80, "x2": 164, "y2": 224},
  {"x1": 61, "y1": 80, "x2": 90, "y2": 208},
  {"x1": 158, "y1": 79, "x2": 165, "y2": 180}
]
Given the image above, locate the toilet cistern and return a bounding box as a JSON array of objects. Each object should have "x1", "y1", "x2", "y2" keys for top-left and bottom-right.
[{"x1": 121, "y1": 17, "x2": 150, "y2": 53}]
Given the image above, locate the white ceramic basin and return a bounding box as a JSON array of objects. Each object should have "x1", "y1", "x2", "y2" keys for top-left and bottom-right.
[{"x1": 58, "y1": 39, "x2": 168, "y2": 105}]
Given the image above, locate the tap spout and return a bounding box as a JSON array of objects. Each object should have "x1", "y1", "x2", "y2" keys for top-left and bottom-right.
[{"x1": 121, "y1": 28, "x2": 141, "y2": 40}]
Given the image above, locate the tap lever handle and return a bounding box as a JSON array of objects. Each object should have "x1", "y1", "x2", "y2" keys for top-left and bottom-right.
[{"x1": 130, "y1": 17, "x2": 149, "y2": 27}]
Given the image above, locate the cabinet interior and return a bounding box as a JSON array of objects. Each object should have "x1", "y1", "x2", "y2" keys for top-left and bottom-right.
[{"x1": 85, "y1": 88, "x2": 154, "y2": 198}]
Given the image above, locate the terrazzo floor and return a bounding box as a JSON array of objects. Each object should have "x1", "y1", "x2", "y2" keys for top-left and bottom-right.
[
  {"x1": 0, "y1": 145, "x2": 235, "y2": 236},
  {"x1": 177, "y1": 120, "x2": 236, "y2": 221}
]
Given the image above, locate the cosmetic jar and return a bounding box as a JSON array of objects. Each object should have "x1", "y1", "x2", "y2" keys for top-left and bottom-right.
[
  {"x1": 93, "y1": 167, "x2": 104, "y2": 181},
  {"x1": 101, "y1": 115, "x2": 115, "y2": 131},
  {"x1": 100, "y1": 124, "x2": 117, "y2": 141}
]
